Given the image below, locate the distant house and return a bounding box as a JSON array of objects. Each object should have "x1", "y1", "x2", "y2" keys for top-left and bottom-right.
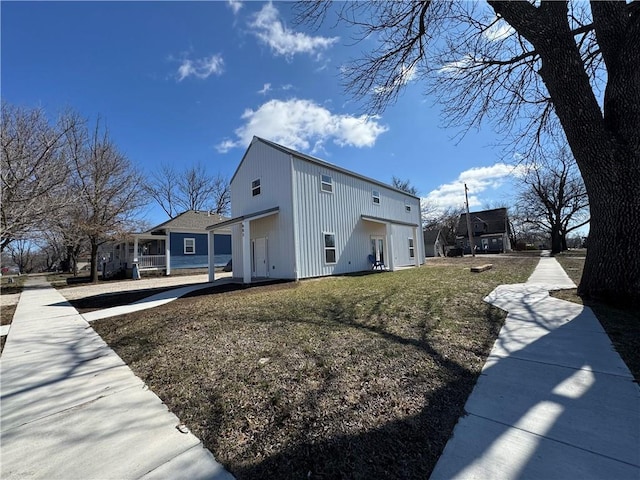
[
  {"x1": 423, "y1": 228, "x2": 445, "y2": 257},
  {"x1": 100, "y1": 210, "x2": 231, "y2": 277},
  {"x1": 456, "y1": 207, "x2": 512, "y2": 254},
  {"x1": 207, "y1": 137, "x2": 424, "y2": 283}
]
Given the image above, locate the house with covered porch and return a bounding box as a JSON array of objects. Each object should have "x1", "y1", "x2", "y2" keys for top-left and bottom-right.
[
  {"x1": 207, "y1": 137, "x2": 423, "y2": 283},
  {"x1": 100, "y1": 210, "x2": 231, "y2": 277}
]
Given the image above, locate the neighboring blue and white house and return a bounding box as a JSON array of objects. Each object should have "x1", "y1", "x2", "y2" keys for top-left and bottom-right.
[
  {"x1": 100, "y1": 210, "x2": 231, "y2": 277},
  {"x1": 207, "y1": 137, "x2": 423, "y2": 283}
]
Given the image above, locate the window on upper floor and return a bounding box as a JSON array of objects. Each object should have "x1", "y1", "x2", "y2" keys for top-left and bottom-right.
[
  {"x1": 252, "y1": 178, "x2": 261, "y2": 196},
  {"x1": 372, "y1": 190, "x2": 380, "y2": 205},
  {"x1": 405, "y1": 203, "x2": 412, "y2": 212},
  {"x1": 324, "y1": 232, "x2": 336, "y2": 264},
  {"x1": 321, "y1": 174, "x2": 333, "y2": 193}
]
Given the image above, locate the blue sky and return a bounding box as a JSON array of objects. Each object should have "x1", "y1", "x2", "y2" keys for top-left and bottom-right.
[{"x1": 2, "y1": 1, "x2": 524, "y2": 226}]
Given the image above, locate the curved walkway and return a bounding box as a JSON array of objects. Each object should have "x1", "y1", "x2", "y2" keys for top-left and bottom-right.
[
  {"x1": 0, "y1": 275, "x2": 234, "y2": 480},
  {"x1": 431, "y1": 254, "x2": 640, "y2": 479},
  {"x1": 82, "y1": 280, "x2": 232, "y2": 322}
]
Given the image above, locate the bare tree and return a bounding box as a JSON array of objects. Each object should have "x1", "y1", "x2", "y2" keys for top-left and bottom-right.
[
  {"x1": 145, "y1": 164, "x2": 179, "y2": 218},
  {"x1": 296, "y1": 1, "x2": 640, "y2": 305},
  {"x1": 145, "y1": 163, "x2": 230, "y2": 218},
  {"x1": 424, "y1": 207, "x2": 464, "y2": 246},
  {"x1": 1, "y1": 103, "x2": 75, "y2": 251},
  {"x1": 517, "y1": 145, "x2": 590, "y2": 254},
  {"x1": 7, "y1": 239, "x2": 35, "y2": 273},
  {"x1": 391, "y1": 176, "x2": 419, "y2": 196},
  {"x1": 65, "y1": 116, "x2": 147, "y2": 282}
]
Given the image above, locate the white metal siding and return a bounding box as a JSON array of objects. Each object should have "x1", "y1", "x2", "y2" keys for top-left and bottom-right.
[
  {"x1": 230, "y1": 140, "x2": 296, "y2": 279},
  {"x1": 292, "y1": 156, "x2": 423, "y2": 278}
]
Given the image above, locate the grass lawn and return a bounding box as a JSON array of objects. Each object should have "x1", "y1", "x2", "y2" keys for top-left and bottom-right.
[
  {"x1": 93, "y1": 256, "x2": 537, "y2": 479},
  {"x1": 552, "y1": 254, "x2": 640, "y2": 382}
]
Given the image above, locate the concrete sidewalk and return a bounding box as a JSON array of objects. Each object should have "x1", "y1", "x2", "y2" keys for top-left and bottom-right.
[
  {"x1": 81, "y1": 279, "x2": 232, "y2": 322},
  {"x1": 431, "y1": 255, "x2": 640, "y2": 479},
  {"x1": 0, "y1": 276, "x2": 233, "y2": 479}
]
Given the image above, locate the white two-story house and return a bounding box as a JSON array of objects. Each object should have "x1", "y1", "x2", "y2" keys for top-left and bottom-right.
[{"x1": 207, "y1": 137, "x2": 423, "y2": 283}]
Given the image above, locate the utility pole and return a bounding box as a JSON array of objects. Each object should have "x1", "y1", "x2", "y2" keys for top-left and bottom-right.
[{"x1": 465, "y1": 183, "x2": 475, "y2": 257}]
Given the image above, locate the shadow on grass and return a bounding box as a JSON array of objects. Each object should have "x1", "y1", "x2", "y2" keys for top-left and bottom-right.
[
  {"x1": 206, "y1": 295, "x2": 503, "y2": 479},
  {"x1": 69, "y1": 280, "x2": 293, "y2": 313}
]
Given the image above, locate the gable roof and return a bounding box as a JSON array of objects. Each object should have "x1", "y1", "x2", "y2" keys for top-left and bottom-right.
[
  {"x1": 146, "y1": 210, "x2": 229, "y2": 234},
  {"x1": 230, "y1": 136, "x2": 420, "y2": 200},
  {"x1": 457, "y1": 208, "x2": 509, "y2": 237}
]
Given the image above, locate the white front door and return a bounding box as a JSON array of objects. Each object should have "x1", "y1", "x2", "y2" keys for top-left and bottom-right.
[
  {"x1": 252, "y1": 237, "x2": 268, "y2": 277},
  {"x1": 370, "y1": 236, "x2": 385, "y2": 265}
]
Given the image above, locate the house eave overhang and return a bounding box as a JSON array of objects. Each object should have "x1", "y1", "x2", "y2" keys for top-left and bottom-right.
[
  {"x1": 361, "y1": 214, "x2": 419, "y2": 228},
  {"x1": 207, "y1": 206, "x2": 280, "y2": 231}
]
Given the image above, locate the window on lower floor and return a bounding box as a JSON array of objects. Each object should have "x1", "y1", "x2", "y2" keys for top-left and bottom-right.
[
  {"x1": 184, "y1": 238, "x2": 196, "y2": 254},
  {"x1": 324, "y1": 233, "x2": 336, "y2": 264},
  {"x1": 408, "y1": 238, "x2": 415, "y2": 258}
]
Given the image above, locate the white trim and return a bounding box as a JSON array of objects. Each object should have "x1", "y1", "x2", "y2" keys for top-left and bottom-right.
[
  {"x1": 184, "y1": 237, "x2": 196, "y2": 254},
  {"x1": 251, "y1": 178, "x2": 261, "y2": 197},
  {"x1": 408, "y1": 237, "x2": 415, "y2": 259},
  {"x1": 165, "y1": 230, "x2": 171, "y2": 275},
  {"x1": 372, "y1": 190, "x2": 380, "y2": 205},
  {"x1": 323, "y1": 231, "x2": 336, "y2": 264},
  {"x1": 320, "y1": 173, "x2": 333, "y2": 193},
  {"x1": 208, "y1": 231, "x2": 216, "y2": 282}
]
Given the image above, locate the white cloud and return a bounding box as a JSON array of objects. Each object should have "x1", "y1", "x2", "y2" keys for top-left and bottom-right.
[
  {"x1": 423, "y1": 163, "x2": 525, "y2": 214},
  {"x1": 177, "y1": 54, "x2": 224, "y2": 81},
  {"x1": 227, "y1": 0, "x2": 242, "y2": 15},
  {"x1": 483, "y1": 17, "x2": 515, "y2": 42},
  {"x1": 257, "y1": 83, "x2": 271, "y2": 95},
  {"x1": 373, "y1": 63, "x2": 417, "y2": 95},
  {"x1": 216, "y1": 98, "x2": 387, "y2": 153},
  {"x1": 439, "y1": 54, "x2": 480, "y2": 76},
  {"x1": 248, "y1": 2, "x2": 338, "y2": 60}
]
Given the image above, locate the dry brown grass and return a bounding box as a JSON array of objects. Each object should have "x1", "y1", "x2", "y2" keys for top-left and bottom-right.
[{"x1": 93, "y1": 257, "x2": 537, "y2": 479}]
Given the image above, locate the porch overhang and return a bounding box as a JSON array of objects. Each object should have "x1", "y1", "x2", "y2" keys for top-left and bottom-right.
[
  {"x1": 361, "y1": 214, "x2": 419, "y2": 228},
  {"x1": 206, "y1": 206, "x2": 280, "y2": 231},
  {"x1": 207, "y1": 206, "x2": 279, "y2": 283},
  {"x1": 361, "y1": 215, "x2": 421, "y2": 269}
]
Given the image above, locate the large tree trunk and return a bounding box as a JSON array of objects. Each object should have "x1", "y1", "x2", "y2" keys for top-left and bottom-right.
[
  {"x1": 90, "y1": 241, "x2": 99, "y2": 283},
  {"x1": 550, "y1": 224, "x2": 562, "y2": 255},
  {"x1": 578, "y1": 151, "x2": 640, "y2": 306},
  {"x1": 492, "y1": 2, "x2": 640, "y2": 305}
]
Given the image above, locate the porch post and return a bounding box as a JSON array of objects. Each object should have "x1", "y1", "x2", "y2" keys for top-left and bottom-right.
[
  {"x1": 386, "y1": 223, "x2": 395, "y2": 271},
  {"x1": 413, "y1": 226, "x2": 420, "y2": 267},
  {"x1": 133, "y1": 236, "x2": 139, "y2": 262},
  {"x1": 208, "y1": 231, "x2": 216, "y2": 282},
  {"x1": 242, "y1": 220, "x2": 251, "y2": 284},
  {"x1": 165, "y1": 231, "x2": 171, "y2": 276}
]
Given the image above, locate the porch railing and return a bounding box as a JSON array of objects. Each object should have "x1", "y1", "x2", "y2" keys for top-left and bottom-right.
[{"x1": 135, "y1": 255, "x2": 166, "y2": 269}]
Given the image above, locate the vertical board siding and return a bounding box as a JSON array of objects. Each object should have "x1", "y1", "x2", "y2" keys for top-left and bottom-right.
[
  {"x1": 230, "y1": 140, "x2": 296, "y2": 279},
  {"x1": 229, "y1": 139, "x2": 423, "y2": 281},
  {"x1": 292, "y1": 156, "x2": 422, "y2": 278}
]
